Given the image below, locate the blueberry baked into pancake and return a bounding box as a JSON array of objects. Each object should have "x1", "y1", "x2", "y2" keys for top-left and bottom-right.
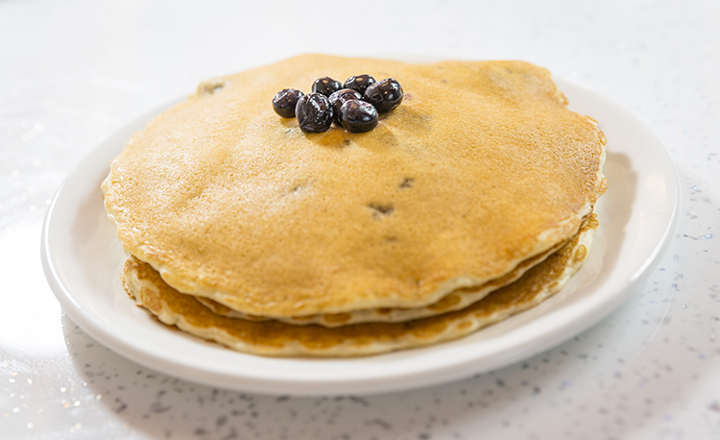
[{"x1": 102, "y1": 54, "x2": 608, "y2": 357}]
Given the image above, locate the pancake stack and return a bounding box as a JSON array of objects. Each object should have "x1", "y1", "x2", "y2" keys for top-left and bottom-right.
[{"x1": 102, "y1": 55, "x2": 608, "y2": 357}]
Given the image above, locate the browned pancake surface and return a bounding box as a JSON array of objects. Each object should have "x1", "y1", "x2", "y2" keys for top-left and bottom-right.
[{"x1": 105, "y1": 55, "x2": 607, "y2": 317}]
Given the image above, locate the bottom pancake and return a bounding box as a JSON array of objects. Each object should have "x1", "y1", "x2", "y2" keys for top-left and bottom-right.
[{"x1": 121, "y1": 216, "x2": 598, "y2": 357}]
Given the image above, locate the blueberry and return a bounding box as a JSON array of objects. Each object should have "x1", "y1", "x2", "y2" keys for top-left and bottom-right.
[
  {"x1": 328, "y1": 88, "x2": 362, "y2": 124},
  {"x1": 295, "y1": 93, "x2": 333, "y2": 133},
  {"x1": 344, "y1": 74, "x2": 376, "y2": 95},
  {"x1": 338, "y1": 100, "x2": 378, "y2": 133},
  {"x1": 328, "y1": 88, "x2": 362, "y2": 110},
  {"x1": 272, "y1": 88, "x2": 304, "y2": 118},
  {"x1": 311, "y1": 77, "x2": 342, "y2": 97},
  {"x1": 364, "y1": 78, "x2": 403, "y2": 113}
]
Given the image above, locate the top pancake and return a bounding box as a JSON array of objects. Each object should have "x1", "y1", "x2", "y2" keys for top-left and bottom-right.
[{"x1": 102, "y1": 54, "x2": 607, "y2": 318}]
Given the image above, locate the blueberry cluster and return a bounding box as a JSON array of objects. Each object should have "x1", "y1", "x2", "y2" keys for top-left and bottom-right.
[{"x1": 272, "y1": 75, "x2": 403, "y2": 133}]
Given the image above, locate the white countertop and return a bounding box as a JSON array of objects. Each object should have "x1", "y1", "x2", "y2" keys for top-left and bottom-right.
[{"x1": 2, "y1": 0, "x2": 719, "y2": 438}]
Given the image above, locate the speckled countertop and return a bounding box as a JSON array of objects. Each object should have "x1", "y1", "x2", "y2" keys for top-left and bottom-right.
[{"x1": 2, "y1": 0, "x2": 719, "y2": 438}]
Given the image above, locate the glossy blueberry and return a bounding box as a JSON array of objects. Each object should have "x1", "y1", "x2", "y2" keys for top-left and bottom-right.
[
  {"x1": 338, "y1": 100, "x2": 378, "y2": 133},
  {"x1": 272, "y1": 88, "x2": 304, "y2": 118},
  {"x1": 328, "y1": 88, "x2": 362, "y2": 124},
  {"x1": 295, "y1": 93, "x2": 333, "y2": 133},
  {"x1": 311, "y1": 77, "x2": 342, "y2": 97},
  {"x1": 343, "y1": 74, "x2": 376, "y2": 95},
  {"x1": 328, "y1": 88, "x2": 362, "y2": 110},
  {"x1": 364, "y1": 78, "x2": 403, "y2": 113}
]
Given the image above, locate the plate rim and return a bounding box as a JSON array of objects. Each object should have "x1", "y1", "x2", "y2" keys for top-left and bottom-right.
[{"x1": 41, "y1": 77, "x2": 681, "y2": 396}]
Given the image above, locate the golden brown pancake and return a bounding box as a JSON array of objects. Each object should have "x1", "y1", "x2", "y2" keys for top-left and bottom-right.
[
  {"x1": 103, "y1": 55, "x2": 607, "y2": 319},
  {"x1": 193, "y1": 237, "x2": 566, "y2": 327},
  {"x1": 121, "y1": 215, "x2": 598, "y2": 357}
]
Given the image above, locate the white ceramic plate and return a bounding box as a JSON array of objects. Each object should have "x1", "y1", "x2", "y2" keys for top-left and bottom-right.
[{"x1": 41, "y1": 79, "x2": 679, "y2": 396}]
